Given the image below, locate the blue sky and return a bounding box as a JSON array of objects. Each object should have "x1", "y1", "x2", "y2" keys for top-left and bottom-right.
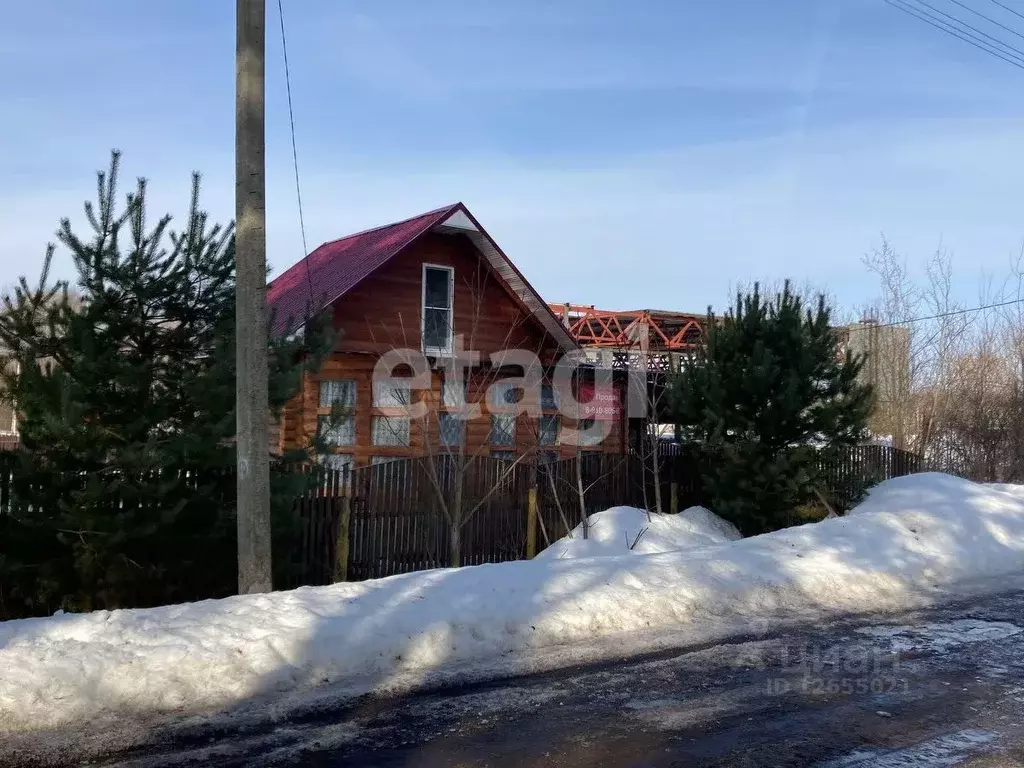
[{"x1": 2, "y1": 0, "x2": 1024, "y2": 317}]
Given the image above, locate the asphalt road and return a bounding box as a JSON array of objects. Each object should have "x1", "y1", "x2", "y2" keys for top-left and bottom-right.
[{"x1": 54, "y1": 589, "x2": 1024, "y2": 767}]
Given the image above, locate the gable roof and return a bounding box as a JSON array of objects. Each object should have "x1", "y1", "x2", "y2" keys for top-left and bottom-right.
[{"x1": 267, "y1": 202, "x2": 578, "y2": 352}]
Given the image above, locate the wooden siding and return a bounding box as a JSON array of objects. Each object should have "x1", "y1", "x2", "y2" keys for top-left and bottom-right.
[
  {"x1": 277, "y1": 228, "x2": 626, "y2": 463},
  {"x1": 279, "y1": 355, "x2": 626, "y2": 466},
  {"x1": 329, "y1": 231, "x2": 559, "y2": 360}
]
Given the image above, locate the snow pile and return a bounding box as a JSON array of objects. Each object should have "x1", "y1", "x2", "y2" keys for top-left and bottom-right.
[
  {"x1": 983, "y1": 482, "x2": 1024, "y2": 500},
  {"x1": 3, "y1": 472, "x2": 1024, "y2": 738},
  {"x1": 536, "y1": 505, "x2": 741, "y2": 560}
]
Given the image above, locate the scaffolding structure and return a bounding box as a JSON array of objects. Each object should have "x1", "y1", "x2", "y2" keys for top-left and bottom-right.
[{"x1": 548, "y1": 303, "x2": 707, "y2": 374}]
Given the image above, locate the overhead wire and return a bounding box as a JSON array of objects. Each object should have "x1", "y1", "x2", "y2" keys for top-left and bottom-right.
[
  {"x1": 882, "y1": 0, "x2": 1024, "y2": 70},
  {"x1": 906, "y1": 0, "x2": 1024, "y2": 56},
  {"x1": 986, "y1": 0, "x2": 1024, "y2": 24},
  {"x1": 943, "y1": 0, "x2": 1024, "y2": 41},
  {"x1": 275, "y1": 0, "x2": 315, "y2": 310},
  {"x1": 863, "y1": 297, "x2": 1024, "y2": 330}
]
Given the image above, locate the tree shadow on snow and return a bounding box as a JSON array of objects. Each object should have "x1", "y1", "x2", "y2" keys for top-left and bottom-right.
[{"x1": 5, "y1": 473, "x2": 1024, "y2": 765}]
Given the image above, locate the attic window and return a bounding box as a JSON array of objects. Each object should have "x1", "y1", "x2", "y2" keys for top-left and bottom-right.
[{"x1": 422, "y1": 264, "x2": 454, "y2": 356}]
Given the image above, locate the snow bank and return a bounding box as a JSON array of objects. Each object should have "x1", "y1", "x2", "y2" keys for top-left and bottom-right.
[
  {"x1": 536, "y1": 505, "x2": 740, "y2": 560},
  {"x1": 3, "y1": 472, "x2": 1024, "y2": 738}
]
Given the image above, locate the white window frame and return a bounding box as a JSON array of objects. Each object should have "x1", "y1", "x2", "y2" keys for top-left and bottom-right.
[{"x1": 421, "y1": 263, "x2": 455, "y2": 357}]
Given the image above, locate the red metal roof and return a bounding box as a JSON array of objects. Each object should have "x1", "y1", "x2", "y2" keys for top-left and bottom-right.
[
  {"x1": 267, "y1": 202, "x2": 578, "y2": 351},
  {"x1": 267, "y1": 203, "x2": 461, "y2": 336}
]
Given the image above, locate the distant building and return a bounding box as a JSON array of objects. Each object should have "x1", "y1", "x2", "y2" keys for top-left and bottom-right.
[
  {"x1": 839, "y1": 319, "x2": 911, "y2": 444},
  {"x1": 841, "y1": 320, "x2": 910, "y2": 396}
]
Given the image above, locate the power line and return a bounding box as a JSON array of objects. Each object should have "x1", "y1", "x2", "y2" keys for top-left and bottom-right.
[
  {"x1": 883, "y1": 0, "x2": 1024, "y2": 70},
  {"x1": 275, "y1": 0, "x2": 314, "y2": 306},
  {"x1": 883, "y1": 0, "x2": 1024, "y2": 69},
  {"x1": 865, "y1": 296, "x2": 1024, "y2": 330},
  {"x1": 944, "y1": 0, "x2": 1024, "y2": 42},
  {"x1": 986, "y1": 0, "x2": 1024, "y2": 24},
  {"x1": 890, "y1": 0, "x2": 1024, "y2": 65},
  {"x1": 908, "y1": 0, "x2": 1024, "y2": 58}
]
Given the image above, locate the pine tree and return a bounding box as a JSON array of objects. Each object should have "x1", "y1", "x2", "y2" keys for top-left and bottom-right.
[
  {"x1": 671, "y1": 282, "x2": 873, "y2": 535},
  {"x1": 0, "y1": 152, "x2": 332, "y2": 617}
]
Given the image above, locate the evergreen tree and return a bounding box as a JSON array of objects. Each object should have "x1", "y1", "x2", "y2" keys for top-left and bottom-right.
[
  {"x1": 0, "y1": 152, "x2": 332, "y2": 617},
  {"x1": 671, "y1": 282, "x2": 872, "y2": 534}
]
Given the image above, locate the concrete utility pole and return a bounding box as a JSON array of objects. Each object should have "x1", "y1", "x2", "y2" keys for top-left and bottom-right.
[{"x1": 235, "y1": 0, "x2": 272, "y2": 594}]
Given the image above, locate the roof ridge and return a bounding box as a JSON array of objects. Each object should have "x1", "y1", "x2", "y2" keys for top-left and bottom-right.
[{"x1": 311, "y1": 202, "x2": 461, "y2": 253}]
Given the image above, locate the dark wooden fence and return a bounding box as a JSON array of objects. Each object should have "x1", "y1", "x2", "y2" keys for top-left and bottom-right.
[
  {"x1": 535, "y1": 453, "x2": 645, "y2": 546},
  {"x1": 813, "y1": 444, "x2": 922, "y2": 510},
  {"x1": 0, "y1": 443, "x2": 930, "y2": 594},
  {"x1": 650, "y1": 442, "x2": 924, "y2": 515},
  {"x1": 346, "y1": 455, "x2": 531, "y2": 581},
  {"x1": 284, "y1": 455, "x2": 534, "y2": 586}
]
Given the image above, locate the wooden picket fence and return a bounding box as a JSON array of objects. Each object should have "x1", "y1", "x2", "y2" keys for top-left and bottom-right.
[
  {"x1": 284, "y1": 455, "x2": 534, "y2": 586},
  {"x1": 812, "y1": 443, "x2": 922, "y2": 510},
  {"x1": 0, "y1": 443, "x2": 928, "y2": 594},
  {"x1": 534, "y1": 452, "x2": 645, "y2": 546},
  {"x1": 346, "y1": 455, "x2": 531, "y2": 580}
]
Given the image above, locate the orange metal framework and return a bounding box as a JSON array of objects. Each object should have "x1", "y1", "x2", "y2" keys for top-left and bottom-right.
[{"x1": 548, "y1": 304, "x2": 706, "y2": 351}]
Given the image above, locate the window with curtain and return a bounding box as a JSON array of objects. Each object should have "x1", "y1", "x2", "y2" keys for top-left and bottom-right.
[
  {"x1": 319, "y1": 379, "x2": 356, "y2": 409},
  {"x1": 439, "y1": 412, "x2": 465, "y2": 446},
  {"x1": 372, "y1": 415, "x2": 410, "y2": 446},
  {"x1": 373, "y1": 379, "x2": 413, "y2": 409},
  {"x1": 491, "y1": 380, "x2": 521, "y2": 408},
  {"x1": 319, "y1": 414, "x2": 355, "y2": 447}
]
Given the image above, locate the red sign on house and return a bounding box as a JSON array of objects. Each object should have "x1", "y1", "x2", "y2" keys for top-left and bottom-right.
[{"x1": 577, "y1": 383, "x2": 621, "y2": 421}]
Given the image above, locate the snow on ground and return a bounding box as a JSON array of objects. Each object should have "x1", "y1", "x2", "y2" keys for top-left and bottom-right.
[
  {"x1": 856, "y1": 619, "x2": 1023, "y2": 654},
  {"x1": 535, "y1": 505, "x2": 741, "y2": 560},
  {"x1": 3, "y1": 472, "x2": 1024, "y2": 739},
  {"x1": 822, "y1": 729, "x2": 998, "y2": 768}
]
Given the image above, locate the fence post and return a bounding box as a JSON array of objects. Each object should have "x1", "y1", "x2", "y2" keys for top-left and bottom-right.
[
  {"x1": 334, "y1": 493, "x2": 352, "y2": 582},
  {"x1": 526, "y1": 463, "x2": 539, "y2": 559},
  {"x1": 670, "y1": 479, "x2": 679, "y2": 515}
]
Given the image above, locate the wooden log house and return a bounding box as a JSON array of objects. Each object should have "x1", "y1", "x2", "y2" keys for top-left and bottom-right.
[{"x1": 268, "y1": 203, "x2": 627, "y2": 469}]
